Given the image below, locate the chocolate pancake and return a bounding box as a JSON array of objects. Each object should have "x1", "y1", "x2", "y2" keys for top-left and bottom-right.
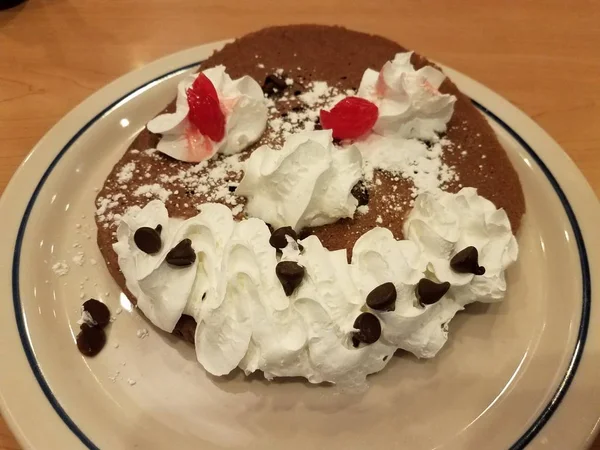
[{"x1": 95, "y1": 25, "x2": 525, "y2": 341}]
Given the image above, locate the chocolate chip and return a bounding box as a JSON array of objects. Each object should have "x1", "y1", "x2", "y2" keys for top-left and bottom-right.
[
  {"x1": 351, "y1": 182, "x2": 369, "y2": 206},
  {"x1": 76, "y1": 324, "x2": 106, "y2": 357},
  {"x1": 292, "y1": 105, "x2": 304, "y2": 112},
  {"x1": 82, "y1": 299, "x2": 110, "y2": 329},
  {"x1": 228, "y1": 184, "x2": 237, "y2": 192},
  {"x1": 269, "y1": 226, "x2": 298, "y2": 250},
  {"x1": 134, "y1": 226, "x2": 162, "y2": 254},
  {"x1": 166, "y1": 238, "x2": 196, "y2": 267},
  {"x1": 276, "y1": 261, "x2": 305, "y2": 296},
  {"x1": 450, "y1": 246, "x2": 486, "y2": 275},
  {"x1": 281, "y1": 112, "x2": 288, "y2": 117},
  {"x1": 332, "y1": 137, "x2": 342, "y2": 146},
  {"x1": 353, "y1": 312, "x2": 381, "y2": 345},
  {"x1": 416, "y1": 279, "x2": 451, "y2": 306},
  {"x1": 294, "y1": 90, "x2": 302, "y2": 96},
  {"x1": 366, "y1": 282, "x2": 397, "y2": 312},
  {"x1": 262, "y1": 74, "x2": 287, "y2": 97}
]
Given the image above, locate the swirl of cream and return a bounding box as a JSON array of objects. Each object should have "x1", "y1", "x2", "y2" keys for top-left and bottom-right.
[
  {"x1": 403, "y1": 188, "x2": 519, "y2": 305},
  {"x1": 236, "y1": 130, "x2": 363, "y2": 231},
  {"x1": 196, "y1": 227, "x2": 395, "y2": 386},
  {"x1": 114, "y1": 201, "x2": 396, "y2": 386},
  {"x1": 114, "y1": 201, "x2": 235, "y2": 332},
  {"x1": 114, "y1": 188, "x2": 518, "y2": 387},
  {"x1": 146, "y1": 65, "x2": 268, "y2": 163},
  {"x1": 357, "y1": 52, "x2": 456, "y2": 140},
  {"x1": 351, "y1": 227, "x2": 462, "y2": 358}
]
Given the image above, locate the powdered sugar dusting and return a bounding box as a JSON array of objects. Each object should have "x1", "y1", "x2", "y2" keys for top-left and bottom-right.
[
  {"x1": 133, "y1": 184, "x2": 172, "y2": 202},
  {"x1": 263, "y1": 79, "x2": 355, "y2": 147},
  {"x1": 52, "y1": 261, "x2": 69, "y2": 276},
  {"x1": 116, "y1": 162, "x2": 135, "y2": 184},
  {"x1": 358, "y1": 137, "x2": 457, "y2": 198}
]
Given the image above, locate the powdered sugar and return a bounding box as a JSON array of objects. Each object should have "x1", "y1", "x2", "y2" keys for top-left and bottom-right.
[
  {"x1": 133, "y1": 184, "x2": 172, "y2": 202},
  {"x1": 136, "y1": 328, "x2": 149, "y2": 339},
  {"x1": 116, "y1": 162, "x2": 135, "y2": 184},
  {"x1": 356, "y1": 205, "x2": 369, "y2": 215},
  {"x1": 357, "y1": 137, "x2": 457, "y2": 197},
  {"x1": 52, "y1": 261, "x2": 69, "y2": 276},
  {"x1": 264, "y1": 80, "x2": 355, "y2": 146},
  {"x1": 72, "y1": 252, "x2": 85, "y2": 266}
]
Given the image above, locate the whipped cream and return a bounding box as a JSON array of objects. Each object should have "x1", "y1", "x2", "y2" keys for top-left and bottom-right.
[
  {"x1": 351, "y1": 228, "x2": 463, "y2": 358},
  {"x1": 236, "y1": 130, "x2": 363, "y2": 231},
  {"x1": 357, "y1": 52, "x2": 456, "y2": 140},
  {"x1": 404, "y1": 188, "x2": 518, "y2": 305},
  {"x1": 147, "y1": 66, "x2": 267, "y2": 162},
  {"x1": 114, "y1": 187, "x2": 518, "y2": 388}
]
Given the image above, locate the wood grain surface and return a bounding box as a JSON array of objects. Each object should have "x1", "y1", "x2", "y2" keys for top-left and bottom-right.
[{"x1": 0, "y1": 0, "x2": 598, "y2": 449}]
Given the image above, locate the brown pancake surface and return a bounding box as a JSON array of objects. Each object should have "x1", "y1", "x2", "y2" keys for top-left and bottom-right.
[{"x1": 95, "y1": 25, "x2": 525, "y2": 340}]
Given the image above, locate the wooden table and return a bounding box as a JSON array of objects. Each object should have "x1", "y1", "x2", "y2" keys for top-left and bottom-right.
[{"x1": 0, "y1": 1, "x2": 598, "y2": 448}]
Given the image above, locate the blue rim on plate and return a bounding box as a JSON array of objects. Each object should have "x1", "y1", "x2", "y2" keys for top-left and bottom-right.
[{"x1": 10, "y1": 63, "x2": 591, "y2": 450}]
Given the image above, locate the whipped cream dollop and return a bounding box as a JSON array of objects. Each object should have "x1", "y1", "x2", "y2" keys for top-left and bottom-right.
[
  {"x1": 147, "y1": 65, "x2": 267, "y2": 163},
  {"x1": 114, "y1": 187, "x2": 517, "y2": 388},
  {"x1": 357, "y1": 52, "x2": 456, "y2": 140},
  {"x1": 236, "y1": 130, "x2": 363, "y2": 231},
  {"x1": 404, "y1": 188, "x2": 518, "y2": 305}
]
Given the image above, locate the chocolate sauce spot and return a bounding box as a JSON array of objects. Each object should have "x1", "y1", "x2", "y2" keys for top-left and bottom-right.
[
  {"x1": 82, "y1": 299, "x2": 110, "y2": 329},
  {"x1": 383, "y1": 355, "x2": 389, "y2": 361},
  {"x1": 269, "y1": 226, "x2": 298, "y2": 250},
  {"x1": 351, "y1": 182, "x2": 369, "y2": 206},
  {"x1": 134, "y1": 226, "x2": 162, "y2": 254},
  {"x1": 76, "y1": 324, "x2": 106, "y2": 357},
  {"x1": 416, "y1": 279, "x2": 451, "y2": 306},
  {"x1": 276, "y1": 261, "x2": 305, "y2": 296},
  {"x1": 292, "y1": 105, "x2": 304, "y2": 112},
  {"x1": 353, "y1": 312, "x2": 381, "y2": 345},
  {"x1": 166, "y1": 238, "x2": 196, "y2": 267},
  {"x1": 450, "y1": 246, "x2": 486, "y2": 275},
  {"x1": 366, "y1": 282, "x2": 397, "y2": 312},
  {"x1": 262, "y1": 74, "x2": 287, "y2": 97}
]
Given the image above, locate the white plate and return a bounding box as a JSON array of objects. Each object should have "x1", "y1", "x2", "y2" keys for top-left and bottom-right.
[{"x1": 1, "y1": 40, "x2": 599, "y2": 450}]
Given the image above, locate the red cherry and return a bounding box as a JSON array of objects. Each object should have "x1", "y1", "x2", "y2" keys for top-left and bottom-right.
[
  {"x1": 191, "y1": 73, "x2": 219, "y2": 102},
  {"x1": 320, "y1": 97, "x2": 378, "y2": 140},
  {"x1": 186, "y1": 74, "x2": 225, "y2": 142}
]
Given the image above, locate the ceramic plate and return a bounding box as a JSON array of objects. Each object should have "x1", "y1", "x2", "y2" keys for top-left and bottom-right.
[{"x1": 1, "y1": 41, "x2": 599, "y2": 450}]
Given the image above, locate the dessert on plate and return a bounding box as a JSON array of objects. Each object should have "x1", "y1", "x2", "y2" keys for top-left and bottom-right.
[{"x1": 94, "y1": 25, "x2": 524, "y2": 388}]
